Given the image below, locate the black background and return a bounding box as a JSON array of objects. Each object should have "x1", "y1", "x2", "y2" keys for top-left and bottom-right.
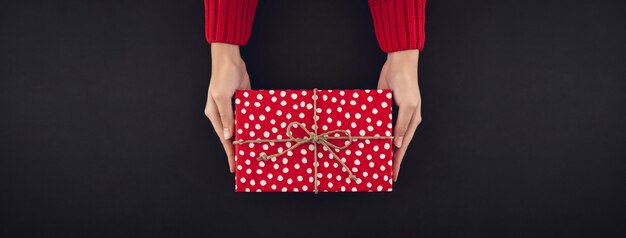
[{"x1": 1, "y1": 0, "x2": 625, "y2": 237}]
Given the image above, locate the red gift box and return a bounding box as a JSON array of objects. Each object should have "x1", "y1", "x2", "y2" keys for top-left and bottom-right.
[{"x1": 233, "y1": 89, "x2": 393, "y2": 193}]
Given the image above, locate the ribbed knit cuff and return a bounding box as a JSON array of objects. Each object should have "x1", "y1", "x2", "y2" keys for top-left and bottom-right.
[
  {"x1": 368, "y1": 0, "x2": 426, "y2": 53},
  {"x1": 205, "y1": 0, "x2": 258, "y2": 46}
]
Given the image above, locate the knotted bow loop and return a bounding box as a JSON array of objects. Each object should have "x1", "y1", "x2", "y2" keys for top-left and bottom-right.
[
  {"x1": 317, "y1": 130, "x2": 353, "y2": 150},
  {"x1": 284, "y1": 122, "x2": 354, "y2": 151},
  {"x1": 286, "y1": 122, "x2": 312, "y2": 141}
]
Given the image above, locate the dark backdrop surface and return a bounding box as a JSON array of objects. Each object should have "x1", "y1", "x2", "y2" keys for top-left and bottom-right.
[{"x1": 1, "y1": 0, "x2": 625, "y2": 237}]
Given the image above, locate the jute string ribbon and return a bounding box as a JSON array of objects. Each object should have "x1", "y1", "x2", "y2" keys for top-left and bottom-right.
[{"x1": 233, "y1": 89, "x2": 393, "y2": 193}]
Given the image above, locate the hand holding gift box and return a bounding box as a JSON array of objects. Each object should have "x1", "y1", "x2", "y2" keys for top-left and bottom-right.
[{"x1": 233, "y1": 89, "x2": 394, "y2": 193}]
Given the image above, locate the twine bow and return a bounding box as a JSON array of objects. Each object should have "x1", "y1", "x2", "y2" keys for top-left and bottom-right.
[{"x1": 233, "y1": 89, "x2": 393, "y2": 193}]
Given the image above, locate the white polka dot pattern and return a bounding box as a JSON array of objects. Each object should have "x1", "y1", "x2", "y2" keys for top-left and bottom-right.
[{"x1": 233, "y1": 89, "x2": 393, "y2": 192}]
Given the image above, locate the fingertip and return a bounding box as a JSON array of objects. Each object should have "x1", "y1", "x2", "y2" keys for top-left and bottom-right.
[
  {"x1": 394, "y1": 136, "x2": 403, "y2": 148},
  {"x1": 392, "y1": 159, "x2": 402, "y2": 182},
  {"x1": 223, "y1": 128, "x2": 231, "y2": 140}
]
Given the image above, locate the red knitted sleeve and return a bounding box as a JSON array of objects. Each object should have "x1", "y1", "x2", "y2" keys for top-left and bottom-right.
[
  {"x1": 204, "y1": 0, "x2": 425, "y2": 52},
  {"x1": 368, "y1": 0, "x2": 426, "y2": 52},
  {"x1": 204, "y1": 0, "x2": 258, "y2": 46}
]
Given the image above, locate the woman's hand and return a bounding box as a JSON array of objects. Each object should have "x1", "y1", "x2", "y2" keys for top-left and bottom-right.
[
  {"x1": 377, "y1": 49, "x2": 422, "y2": 182},
  {"x1": 204, "y1": 43, "x2": 251, "y2": 173}
]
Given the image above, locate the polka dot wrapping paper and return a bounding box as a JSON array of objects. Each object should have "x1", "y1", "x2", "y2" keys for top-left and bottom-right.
[{"x1": 233, "y1": 89, "x2": 393, "y2": 193}]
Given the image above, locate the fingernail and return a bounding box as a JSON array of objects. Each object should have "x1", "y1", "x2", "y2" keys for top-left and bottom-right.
[
  {"x1": 394, "y1": 136, "x2": 403, "y2": 148},
  {"x1": 223, "y1": 128, "x2": 231, "y2": 140}
]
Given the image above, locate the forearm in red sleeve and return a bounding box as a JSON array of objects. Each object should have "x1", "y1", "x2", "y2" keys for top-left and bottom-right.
[
  {"x1": 204, "y1": 0, "x2": 258, "y2": 46},
  {"x1": 368, "y1": 0, "x2": 426, "y2": 53}
]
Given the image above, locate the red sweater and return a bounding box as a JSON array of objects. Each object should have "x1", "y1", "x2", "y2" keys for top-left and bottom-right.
[{"x1": 204, "y1": 0, "x2": 426, "y2": 53}]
